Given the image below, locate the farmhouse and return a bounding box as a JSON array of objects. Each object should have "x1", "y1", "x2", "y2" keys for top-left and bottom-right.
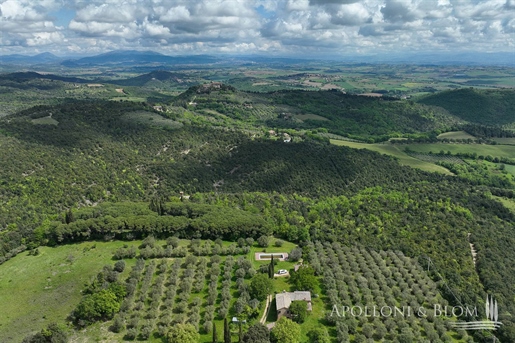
[{"x1": 276, "y1": 291, "x2": 312, "y2": 320}]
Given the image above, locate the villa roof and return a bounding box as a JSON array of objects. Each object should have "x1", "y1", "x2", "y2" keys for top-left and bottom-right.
[{"x1": 276, "y1": 291, "x2": 312, "y2": 311}]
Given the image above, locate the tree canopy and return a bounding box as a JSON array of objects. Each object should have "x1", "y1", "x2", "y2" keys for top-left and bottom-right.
[
  {"x1": 249, "y1": 273, "x2": 274, "y2": 301},
  {"x1": 271, "y1": 317, "x2": 301, "y2": 343},
  {"x1": 166, "y1": 323, "x2": 200, "y2": 343}
]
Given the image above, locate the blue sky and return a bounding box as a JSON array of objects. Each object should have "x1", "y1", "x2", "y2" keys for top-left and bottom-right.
[{"x1": 0, "y1": 0, "x2": 514, "y2": 56}]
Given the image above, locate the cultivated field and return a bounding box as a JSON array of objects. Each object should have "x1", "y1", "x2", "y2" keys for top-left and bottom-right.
[
  {"x1": 437, "y1": 131, "x2": 476, "y2": 140},
  {"x1": 330, "y1": 139, "x2": 453, "y2": 175},
  {"x1": 310, "y1": 241, "x2": 470, "y2": 342},
  {"x1": 492, "y1": 138, "x2": 515, "y2": 145},
  {"x1": 0, "y1": 237, "x2": 302, "y2": 342},
  {"x1": 404, "y1": 143, "x2": 515, "y2": 160}
]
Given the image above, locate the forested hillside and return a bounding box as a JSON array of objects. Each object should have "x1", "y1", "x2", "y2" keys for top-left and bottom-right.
[
  {"x1": 417, "y1": 88, "x2": 515, "y2": 126},
  {"x1": 173, "y1": 87, "x2": 459, "y2": 141}
]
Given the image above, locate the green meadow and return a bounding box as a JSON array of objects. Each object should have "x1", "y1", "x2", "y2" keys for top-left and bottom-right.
[
  {"x1": 330, "y1": 139, "x2": 453, "y2": 175},
  {"x1": 404, "y1": 142, "x2": 515, "y2": 159},
  {"x1": 0, "y1": 241, "x2": 134, "y2": 342},
  {"x1": 437, "y1": 131, "x2": 476, "y2": 140}
]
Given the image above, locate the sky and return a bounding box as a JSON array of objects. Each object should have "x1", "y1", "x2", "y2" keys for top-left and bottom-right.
[{"x1": 0, "y1": 0, "x2": 514, "y2": 57}]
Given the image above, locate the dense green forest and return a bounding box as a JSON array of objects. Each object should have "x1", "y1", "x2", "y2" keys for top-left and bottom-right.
[
  {"x1": 265, "y1": 90, "x2": 457, "y2": 138},
  {"x1": 417, "y1": 88, "x2": 515, "y2": 126},
  {"x1": 1, "y1": 83, "x2": 515, "y2": 342}
]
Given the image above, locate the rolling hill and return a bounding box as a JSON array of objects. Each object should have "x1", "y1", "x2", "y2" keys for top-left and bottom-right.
[
  {"x1": 417, "y1": 88, "x2": 515, "y2": 126},
  {"x1": 106, "y1": 70, "x2": 189, "y2": 87},
  {"x1": 0, "y1": 71, "x2": 89, "y2": 84}
]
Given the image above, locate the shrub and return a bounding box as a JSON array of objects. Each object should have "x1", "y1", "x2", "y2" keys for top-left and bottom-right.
[
  {"x1": 289, "y1": 247, "x2": 303, "y2": 261},
  {"x1": 257, "y1": 235, "x2": 270, "y2": 248},
  {"x1": 114, "y1": 260, "x2": 126, "y2": 273}
]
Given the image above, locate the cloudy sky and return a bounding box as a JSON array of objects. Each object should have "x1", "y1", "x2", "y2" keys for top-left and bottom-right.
[{"x1": 0, "y1": 0, "x2": 514, "y2": 56}]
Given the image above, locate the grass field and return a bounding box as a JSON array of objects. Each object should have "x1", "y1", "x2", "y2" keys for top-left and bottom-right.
[
  {"x1": 294, "y1": 113, "x2": 330, "y2": 121},
  {"x1": 31, "y1": 116, "x2": 59, "y2": 125},
  {"x1": 493, "y1": 196, "x2": 515, "y2": 213},
  {"x1": 492, "y1": 137, "x2": 515, "y2": 145},
  {"x1": 0, "y1": 241, "x2": 134, "y2": 342},
  {"x1": 330, "y1": 139, "x2": 453, "y2": 175},
  {"x1": 437, "y1": 131, "x2": 476, "y2": 140},
  {"x1": 110, "y1": 97, "x2": 147, "y2": 102},
  {"x1": 404, "y1": 143, "x2": 515, "y2": 159},
  {"x1": 122, "y1": 111, "x2": 183, "y2": 129},
  {"x1": 504, "y1": 164, "x2": 515, "y2": 177}
]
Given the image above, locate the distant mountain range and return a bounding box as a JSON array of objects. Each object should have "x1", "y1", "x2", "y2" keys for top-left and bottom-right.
[
  {"x1": 0, "y1": 50, "x2": 513, "y2": 67},
  {"x1": 61, "y1": 50, "x2": 221, "y2": 67},
  {"x1": 0, "y1": 52, "x2": 61, "y2": 65}
]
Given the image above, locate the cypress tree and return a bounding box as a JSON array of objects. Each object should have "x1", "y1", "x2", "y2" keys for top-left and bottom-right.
[
  {"x1": 224, "y1": 317, "x2": 231, "y2": 343},
  {"x1": 269, "y1": 254, "x2": 274, "y2": 278},
  {"x1": 212, "y1": 321, "x2": 217, "y2": 343},
  {"x1": 65, "y1": 209, "x2": 74, "y2": 224}
]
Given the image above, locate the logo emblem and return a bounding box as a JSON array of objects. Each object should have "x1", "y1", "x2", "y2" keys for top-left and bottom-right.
[{"x1": 451, "y1": 295, "x2": 502, "y2": 331}]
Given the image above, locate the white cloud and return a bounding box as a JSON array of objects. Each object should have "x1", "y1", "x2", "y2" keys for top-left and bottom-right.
[
  {"x1": 0, "y1": 0, "x2": 513, "y2": 56},
  {"x1": 331, "y1": 3, "x2": 372, "y2": 26}
]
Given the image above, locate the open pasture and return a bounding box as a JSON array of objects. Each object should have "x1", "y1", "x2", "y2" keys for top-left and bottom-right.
[
  {"x1": 294, "y1": 113, "x2": 330, "y2": 121},
  {"x1": 437, "y1": 131, "x2": 476, "y2": 140},
  {"x1": 404, "y1": 143, "x2": 515, "y2": 159},
  {"x1": 330, "y1": 139, "x2": 453, "y2": 175},
  {"x1": 0, "y1": 241, "x2": 133, "y2": 343},
  {"x1": 122, "y1": 111, "x2": 183, "y2": 129},
  {"x1": 492, "y1": 137, "x2": 515, "y2": 145},
  {"x1": 31, "y1": 116, "x2": 59, "y2": 125}
]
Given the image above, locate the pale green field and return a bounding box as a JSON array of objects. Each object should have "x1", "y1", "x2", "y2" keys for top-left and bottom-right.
[
  {"x1": 0, "y1": 241, "x2": 135, "y2": 342},
  {"x1": 493, "y1": 138, "x2": 515, "y2": 145},
  {"x1": 504, "y1": 164, "x2": 515, "y2": 176},
  {"x1": 294, "y1": 113, "x2": 330, "y2": 121},
  {"x1": 122, "y1": 111, "x2": 183, "y2": 129},
  {"x1": 330, "y1": 139, "x2": 453, "y2": 175},
  {"x1": 110, "y1": 96, "x2": 147, "y2": 102},
  {"x1": 493, "y1": 196, "x2": 515, "y2": 213},
  {"x1": 31, "y1": 116, "x2": 59, "y2": 125},
  {"x1": 437, "y1": 131, "x2": 476, "y2": 140},
  {"x1": 405, "y1": 143, "x2": 515, "y2": 159}
]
